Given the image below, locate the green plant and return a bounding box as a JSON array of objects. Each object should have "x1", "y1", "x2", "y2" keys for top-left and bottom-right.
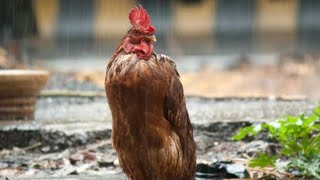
[{"x1": 233, "y1": 105, "x2": 320, "y2": 178}]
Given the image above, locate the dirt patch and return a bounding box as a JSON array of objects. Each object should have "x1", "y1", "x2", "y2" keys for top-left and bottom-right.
[{"x1": 73, "y1": 61, "x2": 320, "y2": 99}]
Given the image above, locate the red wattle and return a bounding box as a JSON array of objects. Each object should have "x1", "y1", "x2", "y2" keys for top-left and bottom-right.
[{"x1": 124, "y1": 39, "x2": 153, "y2": 60}]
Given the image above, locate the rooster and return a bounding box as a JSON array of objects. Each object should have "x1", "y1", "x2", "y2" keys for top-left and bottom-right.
[{"x1": 105, "y1": 5, "x2": 196, "y2": 180}]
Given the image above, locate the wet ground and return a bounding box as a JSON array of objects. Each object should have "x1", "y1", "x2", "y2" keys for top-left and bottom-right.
[
  {"x1": 0, "y1": 91, "x2": 317, "y2": 179},
  {"x1": 0, "y1": 95, "x2": 316, "y2": 146}
]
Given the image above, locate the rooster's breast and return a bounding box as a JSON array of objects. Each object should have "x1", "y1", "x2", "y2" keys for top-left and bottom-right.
[
  {"x1": 106, "y1": 53, "x2": 167, "y2": 95},
  {"x1": 105, "y1": 53, "x2": 170, "y2": 134}
]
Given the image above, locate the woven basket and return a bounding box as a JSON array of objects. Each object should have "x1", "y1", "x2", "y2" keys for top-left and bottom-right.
[{"x1": 0, "y1": 70, "x2": 50, "y2": 120}]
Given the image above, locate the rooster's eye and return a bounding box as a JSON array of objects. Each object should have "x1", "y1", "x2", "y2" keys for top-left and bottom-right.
[{"x1": 132, "y1": 30, "x2": 140, "y2": 36}]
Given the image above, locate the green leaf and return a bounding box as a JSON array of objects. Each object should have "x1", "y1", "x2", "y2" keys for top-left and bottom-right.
[
  {"x1": 233, "y1": 105, "x2": 320, "y2": 179},
  {"x1": 249, "y1": 152, "x2": 277, "y2": 168},
  {"x1": 314, "y1": 106, "x2": 320, "y2": 118},
  {"x1": 233, "y1": 104, "x2": 320, "y2": 179},
  {"x1": 303, "y1": 115, "x2": 316, "y2": 126},
  {"x1": 232, "y1": 126, "x2": 255, "y2": 140},
  {"x1": 290, "y1": 157, "x2": 320, "y2": 179}
]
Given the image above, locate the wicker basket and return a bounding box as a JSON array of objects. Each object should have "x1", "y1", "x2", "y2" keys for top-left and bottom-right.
[{"x1": 0, "y1": 70, "x2": 50, "y2": 120}]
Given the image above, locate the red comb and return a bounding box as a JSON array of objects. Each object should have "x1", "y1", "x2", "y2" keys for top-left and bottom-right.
[{"x1": 129, "y1": 5, "x2": 155, "y2": 34}]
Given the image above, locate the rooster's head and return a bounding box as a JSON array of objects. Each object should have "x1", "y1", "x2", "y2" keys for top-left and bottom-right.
[{"x1": 123, "y1": 5, "x2": 156, "y2": 60}]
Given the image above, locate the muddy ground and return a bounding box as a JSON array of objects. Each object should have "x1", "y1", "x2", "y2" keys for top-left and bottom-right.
[{"x1": 0, "y1": 95, "x2": 317, "y2": 179}]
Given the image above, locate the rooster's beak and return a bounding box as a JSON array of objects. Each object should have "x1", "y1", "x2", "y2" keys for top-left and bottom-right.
[{"x1": 147, "y1": 35, "x2": 157, "y2": 42}]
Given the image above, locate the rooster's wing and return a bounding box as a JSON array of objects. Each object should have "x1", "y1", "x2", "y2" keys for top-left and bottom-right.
[{"x1": 159, "y1": 54, "x2": 196, "y2": 178}]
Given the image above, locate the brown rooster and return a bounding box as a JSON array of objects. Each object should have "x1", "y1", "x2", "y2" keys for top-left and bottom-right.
[{"x1": 105, "y1": 5, "x2": 196, "y2": 180}]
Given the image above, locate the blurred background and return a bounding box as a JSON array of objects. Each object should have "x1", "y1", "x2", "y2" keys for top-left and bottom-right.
[
  {"x1": 1, "y1": 0, "x2": 320, "y2": 98},
  {"x1": 1, "y1": 1, "x2": 320, "y2": 178}
]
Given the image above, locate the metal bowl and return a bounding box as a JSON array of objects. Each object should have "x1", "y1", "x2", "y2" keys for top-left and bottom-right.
[{"x1": 0, "y1": 70, "x2": 50, "y2": 120}]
